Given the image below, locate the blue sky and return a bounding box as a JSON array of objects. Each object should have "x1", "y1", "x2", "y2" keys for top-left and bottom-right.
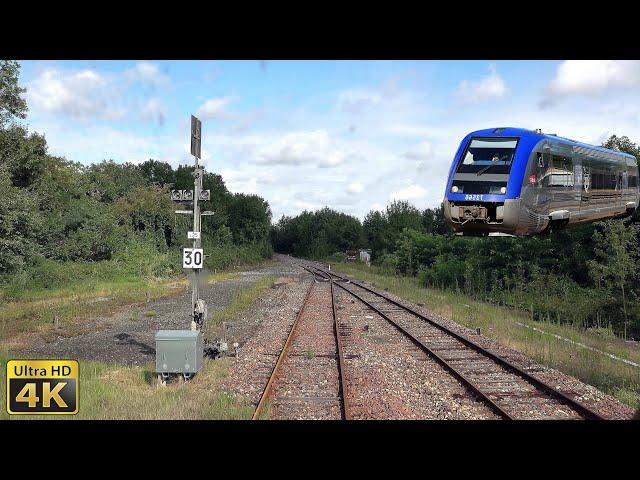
[{"x1": 18, "y1": 60, "x2": 640, "y2": 220}]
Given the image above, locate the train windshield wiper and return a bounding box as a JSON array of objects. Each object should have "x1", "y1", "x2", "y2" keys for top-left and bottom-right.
[
  {"x1": 476, "y1": 163, "x2": 498, "y2": 176},
  {"x1": 476, "y1": 159, "x2": 510, "y2": 176}
]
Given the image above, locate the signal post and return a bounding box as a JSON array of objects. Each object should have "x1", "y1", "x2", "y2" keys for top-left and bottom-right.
[{"x1": 155, "y1": 114, "x2": 212, "y2": 383}]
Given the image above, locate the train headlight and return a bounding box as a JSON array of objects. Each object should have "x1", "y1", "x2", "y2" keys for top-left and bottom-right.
[
  {"x1": 500, "y1": 187, "x2": 506, "y2": 194},
  {"x1": 451, "y1": 185, "x2": 459, "y2": 193}
]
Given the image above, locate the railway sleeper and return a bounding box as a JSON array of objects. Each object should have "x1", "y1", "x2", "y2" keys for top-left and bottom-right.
[
  {"x1": 438, "y1": 353, "x2": 488, "y2": 363},
  {"x1": 288, "y1": 353, "x2": 338, "y2": 359},
  {"x1": 275, "y1": 394, "x2": 342, "y2": 401},
  {"x1": 498, "y1": 397, "x2": 582, "y2": 415},
  {"x1": 488, "y1": 390, "x2": 550, "y2": 399}
]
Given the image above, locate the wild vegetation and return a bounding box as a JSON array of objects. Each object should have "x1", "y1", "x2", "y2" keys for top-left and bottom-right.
[
  {"x1": 270, "y1": 207, "x2": 364, "y2": 258},
  {"x1": 0, "y1": 61, "x2": 273, "y2": 296}
]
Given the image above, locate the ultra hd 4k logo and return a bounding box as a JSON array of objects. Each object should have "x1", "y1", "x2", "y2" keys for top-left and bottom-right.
[{"x1": 6, "y1": 360, "x2": 79, "y2": 415}]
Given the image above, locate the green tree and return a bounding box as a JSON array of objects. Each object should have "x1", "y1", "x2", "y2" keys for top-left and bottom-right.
[
  {"x1": 0, "y1": 60, "x2": 27, "y2": 128},
  {"x1": 138, "y1": 159, "x2": 175, "y2": 186},
  {"x1": 270, "y1": 208, "x2": 362, "y2": 258},
  {"x1": 422, "y1": 204, "x2": 449, "y2": 235},
  {"x1": 588, "y1": 220, "x2": 639, "y2": 338},
  {"x1": 110, "y1": 185, "x2": 176, "y2": 253},
  {"x1": 226, "y1": 193, "x2": 271, "y2": 244},
  {"x1": 602, "y1": 135, "x2": 640, "y2": 159},
  {"x1": 0, "y1": 169, "x2": 42, "y2": 272},
  {"x1": 363, "y1": 209, "x2": 387, "y2": 256}
]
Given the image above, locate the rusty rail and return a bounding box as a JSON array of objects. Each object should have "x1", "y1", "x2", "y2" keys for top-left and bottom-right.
[
  {"x1": 304, "y1": 265, "x2": 351, "y2": 420},
  {"x1": 252, "y1": 278, "x2": 314, "y2": 420},
  {"x1": 253, "y1": 267, "x2": 349, "y2": 420},
  {"x1": 307, "y1": 263, "x2": 607, "y2": 420}
]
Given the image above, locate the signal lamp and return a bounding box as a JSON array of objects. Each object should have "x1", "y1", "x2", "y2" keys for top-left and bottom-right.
[{"x1": 182, "y1": 190, "x2": 194, "y2": 201}]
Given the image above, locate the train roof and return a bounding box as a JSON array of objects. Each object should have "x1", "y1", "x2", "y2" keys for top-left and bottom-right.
[{"x1": 467, "y1": 127, "x2": 637, "y2": 163}]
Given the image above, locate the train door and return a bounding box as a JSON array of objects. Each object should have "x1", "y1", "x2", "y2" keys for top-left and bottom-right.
[
  {"x1": 535, "y1": 143, "x2": 552, "y2": 213},
  {"x1": 580, "y1": 156, "x2": 591, "y2": 216}
]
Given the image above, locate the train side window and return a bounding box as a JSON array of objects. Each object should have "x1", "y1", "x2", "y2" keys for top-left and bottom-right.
[
  {"x1": 547, "y1": 155, "x2": 573, "y2": 187},
  {"x1": 590, "y1": 161, "x2": 615, "y2": 191}
]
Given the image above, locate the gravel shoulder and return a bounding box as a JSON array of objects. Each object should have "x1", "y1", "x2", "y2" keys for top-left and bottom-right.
[
  {"x1": 14, "y1": 258, "x2": 298, "y2": 366},
  {"x1": 339, "y1": 272, "x2": 636, "y2": 420},
  {"x1": 335, "y1": 288, "x2": 497, "y2": 419},
  {"x1": 222, "y1": 257, "x2": 312, "y2": 408}
]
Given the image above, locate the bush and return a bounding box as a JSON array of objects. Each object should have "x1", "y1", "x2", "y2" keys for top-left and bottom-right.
[
  {"x1": 112, "y1": 237, "x2": 179, "y2": 279},
  {"x1": 376, "y1": 254, "x2": 399, "y2": 275},
  {"x1": 326, "y1": 252, "x2": 346, "y2": 263}
]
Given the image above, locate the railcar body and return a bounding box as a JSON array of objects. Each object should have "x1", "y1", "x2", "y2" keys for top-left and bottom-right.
[{"x1": 443, "y1": 128, "x2": 640, "y2": 236}]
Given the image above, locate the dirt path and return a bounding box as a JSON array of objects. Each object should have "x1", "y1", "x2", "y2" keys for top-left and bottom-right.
[{"x1": 14, "y1": 257, "x2": 299, "y2": 366}]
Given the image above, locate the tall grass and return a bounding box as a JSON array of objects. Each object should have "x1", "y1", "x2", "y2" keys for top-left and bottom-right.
[
  {"x1": 205, "y1": 275, "x2": 276, "y2": 339},
  {"x1": 330, "y1": 261, "x2": 640, "y2": 409},
  {"x1": 0, "y1": 351, "x2": 253, "y2": 420},
  {"x1": 204, "y1": 243, "x2": 272, "y2": 271}
]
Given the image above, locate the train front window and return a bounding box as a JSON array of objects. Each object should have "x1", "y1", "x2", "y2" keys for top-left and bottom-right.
[{"x1": 456, "y1": 138, "x2": 518, "y2": 175}]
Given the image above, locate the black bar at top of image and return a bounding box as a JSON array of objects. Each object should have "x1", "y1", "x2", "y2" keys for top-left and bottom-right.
[{"x1": 2, "y1": 9, "x2": 639, "y2": 60}]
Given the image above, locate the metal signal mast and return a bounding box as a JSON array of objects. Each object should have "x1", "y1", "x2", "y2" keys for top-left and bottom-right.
[{"x1": 171, "y1": 115, "x2": 213, "y2": 331}]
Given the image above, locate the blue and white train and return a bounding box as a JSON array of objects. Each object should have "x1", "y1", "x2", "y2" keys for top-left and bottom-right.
[{"x1": 443, "y1": 128, "x2": 640, "y2": 236}]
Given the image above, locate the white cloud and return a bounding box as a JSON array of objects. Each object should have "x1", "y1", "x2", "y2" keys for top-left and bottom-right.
[
  {"x1": 27, "y1": 69, "x2": 125, "y2": 119},
  {"x1": 338, "y1": 89, "x2": 383, "y2": 113},
  {"x1": 370, "y1": 203, "x2": 384, "y2": 212},
  {"x1": 294, "y1": 200, "x2": 320, "y2": 211},
  {"x1": 404, "y1": 141, "x2": 432, "y2": 161},
  {"x1": 541, "y1": 60, "x2": 640, "y2": 107},
  {"x1": 456, "y1": 64, "x2": 507, "y2": 105},
  {"x1": 140, "y1": 98, "x2": 166, "y2": 125},
  {"x1": 30, "y1": 122, "x2": 159, "y2": 165},
  {"x1": 390, "y1": 184, "x2": 427, "y2": 202},
  {"x1": 255, "y1": 130, "x2": 347, "y2": 168},
  {"x1": 196, "y1": 97, "x2": 234, "y2": 120},
  {"x1": 385, "y1": 124, "x2": 445, "y2": 138},
  {"x1": 219, "y1": 168, "x2": 277, "y2": 195},
  {"x1": 347, "y1": 182, "x2": 364, "y2": 194},
  {"x1": 125, "y1": 62, "x2": 170, "y2": 86}
]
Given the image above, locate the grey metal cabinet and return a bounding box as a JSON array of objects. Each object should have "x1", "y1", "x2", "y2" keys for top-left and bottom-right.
[{"x1": 155, "y1": 330, "x2": 203, "y2": 374}]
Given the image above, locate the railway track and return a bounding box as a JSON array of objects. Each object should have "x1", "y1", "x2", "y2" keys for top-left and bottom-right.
[
  {"x1": 304, "y1": 263, "x2": 607, "y2": 420},
  {"x1": 252, "y1": 269, "x2": 350, "y2": 420}
]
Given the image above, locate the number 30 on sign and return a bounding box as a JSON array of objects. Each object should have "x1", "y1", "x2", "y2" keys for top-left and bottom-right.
[{"x1": 183, "y1": 248, "x2": 204, "y2": 269}]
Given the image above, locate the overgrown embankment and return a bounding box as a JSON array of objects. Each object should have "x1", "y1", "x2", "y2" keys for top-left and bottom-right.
[{"x1": 329, "y1": 261, "x2": 640, "y2": 409}]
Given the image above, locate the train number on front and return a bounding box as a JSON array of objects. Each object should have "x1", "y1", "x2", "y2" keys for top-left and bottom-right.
[{"x1": 464, "y1": 194, "x2": 484, "y2": 201}]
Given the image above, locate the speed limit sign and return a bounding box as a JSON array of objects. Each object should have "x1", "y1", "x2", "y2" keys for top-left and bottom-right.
[{"x1": 183, "y1": 248, "x2": 204, "y2": 269}]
